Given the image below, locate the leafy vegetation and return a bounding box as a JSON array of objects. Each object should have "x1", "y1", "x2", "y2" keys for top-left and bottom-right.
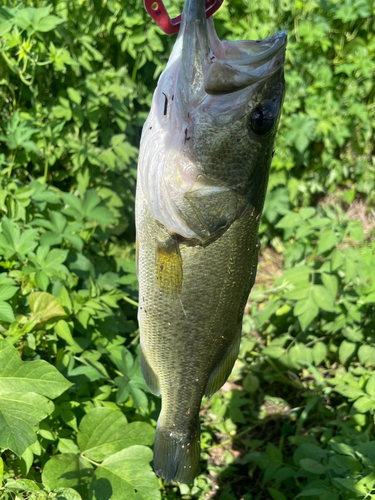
[{"x1": 0, "y1": 0, "x2": 374, "y2": 499}]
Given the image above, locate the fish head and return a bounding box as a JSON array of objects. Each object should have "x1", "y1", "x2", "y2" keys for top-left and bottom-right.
[{"x1": 138, "y1": 0, "x2": 287, "y2": 239}]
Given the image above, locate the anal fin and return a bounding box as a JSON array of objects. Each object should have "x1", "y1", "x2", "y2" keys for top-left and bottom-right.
[
  {"x1": 205, "y1": 334, "x2": 241, "y2": 397},
  {"x1": 140, "y1": 345, "x2": 160, "y2": 396}
]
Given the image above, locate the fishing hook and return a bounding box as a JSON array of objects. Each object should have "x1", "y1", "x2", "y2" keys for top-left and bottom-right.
[{"x1": 143, "y1": 0, "x2": 224, "y2": 35}]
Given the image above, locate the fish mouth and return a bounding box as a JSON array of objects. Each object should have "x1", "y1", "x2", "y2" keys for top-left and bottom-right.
[
  {"x1": 205, "y1": 28, "x2": 287, "y2": 95},
  {"x1": 177, "y1": 0, "x2": 287, "y2": 98}
]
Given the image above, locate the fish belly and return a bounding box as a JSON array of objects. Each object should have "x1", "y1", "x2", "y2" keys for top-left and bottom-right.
[{"x1": 136, "y1": 185, "x2": 260, "y2": 482}]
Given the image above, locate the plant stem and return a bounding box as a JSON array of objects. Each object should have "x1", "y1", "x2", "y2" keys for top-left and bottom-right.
[
  {"x1": 122, "y1": 296, "x2": 139, "y2": 307},
  {"x1": 80, "y1": 454, "x2": 101, "y2": 467}
]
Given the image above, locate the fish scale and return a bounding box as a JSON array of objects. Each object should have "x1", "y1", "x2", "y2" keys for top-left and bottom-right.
[{"x1": 136, "y1": 0, "x2": 286, "y2": 484}]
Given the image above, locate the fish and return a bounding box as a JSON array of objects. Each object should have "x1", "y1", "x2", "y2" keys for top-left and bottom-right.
[{"x1": 135, "y1": 0, "x2": 286, "y2": 484}]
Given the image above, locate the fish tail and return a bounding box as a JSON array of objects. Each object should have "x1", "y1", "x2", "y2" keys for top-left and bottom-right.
[{"x1": 153, "y1": 417, "x2": 201, "y2": 483}]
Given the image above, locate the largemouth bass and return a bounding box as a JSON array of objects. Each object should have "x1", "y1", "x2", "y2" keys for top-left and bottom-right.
[{"x1": 136, "y1": 0, "x2": 286, "y2": 483}]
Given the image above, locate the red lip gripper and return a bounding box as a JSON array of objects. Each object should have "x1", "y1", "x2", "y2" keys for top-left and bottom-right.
[{"x1": 143, "y1": 0, "x2": 224, "y2": 35}]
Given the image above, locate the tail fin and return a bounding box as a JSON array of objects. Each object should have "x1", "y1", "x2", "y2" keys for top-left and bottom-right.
[{"x1": 153, "y1": 418, "x2": 201, "y2": 483}]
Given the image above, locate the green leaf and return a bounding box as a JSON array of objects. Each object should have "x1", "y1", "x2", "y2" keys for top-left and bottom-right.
[
  {"x1": 40, "y1": 232, "x2": 63, "y2": 247},
  {"x1": 110, "y1": 348, "x2": 149, "y2": 411},
  {"x1": 78, "y1": 408, "x2": 154, "y2": 462},
  {"x1": 0, "y1": 392, "x2": 54, "y2": 456},
  {"x1": 347, "y1": 220, "x2": 364, "y2": 242},
  {"x1": 36, "y1": 271, "x2": 49, "y2": 291},
  {"x1": 0, "y1": 284, "x2": 18, "y2": 301},
  {"x1": 0, "y1": 340, "x2": 72, "y2": 398},
  {"x1": 55, "y1": 320, "x2": 82, "y2": 350},
  {"x1": 5, "y1": 479, "x2": 41, "y2": 492},
  {"x1": 29, "y1": 292, "x2": 66, "y2": 322},
  {"x1": 296, "y1": 296, "x2": 319, "y2": 330},
  {"x1": 317, "y1": 228, "x2": 338, "y2": 254},
  {"x1": 37, "y1": 14, "x2": 65, "y2": 32},
  {"x1": 42, "y1": 454, "x2": 93, "y2": 495},
  {"x1": 321, "y1": 274, "x2": 338, "y2": 299},
  {"x1": 339, "y1": 340, "x2": 356, "y2": 364},
  {"x1": 50, "y1": 211, "x2": 67, "y2": 233},
  {"x1": 311, "y1": 285, "x2": 335, "y2": 312},
  {"x1": 268, "y1": 488, "x2": 286, "y2": 500},
  {"x1": 284, "y1": 278, "x2": 312, "y2": 300},
  {"x1": 299, "y1": 207, "x2": 316, "y2": 220},
  {"x1": 312, "y1": 342, "x2": 327, "y2": 365},
  {"x1": 366, "y1": 375, "x2": 375, "y2": 397},
  {"x1": 276, "y1": 212, "x2": 301, "y2": 229},
  {"x1": 333, "y1": 384, "x2": 364, "y2": 400},
  {"x1": 296, "y1": 489, "x2": 329, "y2": 498},
  {"x1": 299, "y1": 458, "x2": 326, "y2": 475},
  {"x1": 286, "y1": 114, "x2": 316, "y2": 153},
  {"x1": 115, "y1": 375, "x2": 149, "y2": 410},
  {"x1": 358, "y1": 345, "x2": 375, "y2": 366},
  {"x1": 82, "y1": 190, "x2": 101, "y2": 215},
  {"x1": 243, "y1": 373, "x2": 260, "y2": 393},
  {"x1": 328, "y1": 441, "x2": 355, "y2": 457},
  {"x1": 352, "y1": 396, "x2": 374, "y2": 413},
  {"x1": 289, "y1": 344, "x2": 312, "y2": 369},
  {"x1": 55, "y1": 488, "x2": 83, "y2": 500},
  {"x1": 58, "y1": 439, "x2": 81, "y2": 455},
  {"x1": 330, "y1": 249, "x2": 344, "y2": 271},
  {"x1": 67, "y1": 88, "x2": 82, "y2": 105},
  {"x1": 364, "y1": 292, "x2": 375, "y2": 304},
  {"x1": 0, "y1": 301, "x2": 15, "y2": 323},
  {"x1": 333, "y1": 477, "x2": 367, "y2": 495},
  {"x1": 262, "y1": 346, "x2": 285, "y2": 359},
  {"x1": 0, "y1": 217, "x2": 38, "y2": 259},
  {"x1": 64, "y1": 233, "x2": 84, "y2": 251},
  {"x1": 89, "y1": 446, "x2": 160, "y2": 500}
]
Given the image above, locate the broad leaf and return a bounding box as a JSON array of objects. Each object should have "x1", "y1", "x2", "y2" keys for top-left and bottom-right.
[
  {"x1": 29, "y1": 291, "x2": 66, "y2": 322},
  {"x1": 89, "y1": 446, "x2": 160, "y2": 500},
  {"x1": 338, "y1": 340, "x2": 356, "y2": 364},
  {"x1": 0, "y1": 340, "x2": 71, "y2": 398},
  {"x1": 0, "y1": 301, "x2": 15, "y2": 323},
  {"x1": 312, "y1": 342, "x2": 327, "y2": 365},
  {"x1": 78, "y1": 408, "x2": 155, "y2": 462},
  {"x1": 0, "y1": 392, "x2": 54, "y2": 456},
  {"x1": 42, "y1": 454, "x2": 94, "y2": 498},
  {"x1": 312, "y1": 285, "x2": 335, "y2": 312},
  {"x1": 55, "y1": 488, "x2": 83, "y2": 500},
  {"x1": 317, "y1": 228, "x2": 338, "y2": 254},
  {"x1": 0, "y1": 340, "x2": 70, "y2": 455}
]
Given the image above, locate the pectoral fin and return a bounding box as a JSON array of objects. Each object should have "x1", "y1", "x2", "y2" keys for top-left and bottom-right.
[
  {"x1": 174, "y1": 186, "x2": 242, "y2": 241},
  {"x1": 155, "y1": 235, "x2": 183, "y2": 295}
]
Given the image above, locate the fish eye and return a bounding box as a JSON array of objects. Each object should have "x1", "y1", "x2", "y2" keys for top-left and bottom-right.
[{"x1": 249, "y1": 102, "x2": 276, "y2": 135}]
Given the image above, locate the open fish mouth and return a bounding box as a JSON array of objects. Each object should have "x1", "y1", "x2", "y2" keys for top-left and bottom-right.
[
  {"x1": 205, "y1": 27, "x2": 287, "y2": 94},
  {"x1": 174, "y1": 0, "x2": 287, "y2": 103}
]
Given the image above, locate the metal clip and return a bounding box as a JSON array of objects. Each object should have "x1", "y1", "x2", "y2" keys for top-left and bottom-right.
[{"x1": 143, "y1": 0, "x2": 223, "y2": 35}]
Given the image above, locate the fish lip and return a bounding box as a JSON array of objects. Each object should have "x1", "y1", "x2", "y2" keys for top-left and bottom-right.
[
  {"x1": 215, "y1": 30, "x2": 287, "y2": 68},
  {"x1": 251, "y1": 30, "x2": 287, "y2": 65},
  {"x1": 203, "y1": 29, "x2": 287, "y2": 95}
]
